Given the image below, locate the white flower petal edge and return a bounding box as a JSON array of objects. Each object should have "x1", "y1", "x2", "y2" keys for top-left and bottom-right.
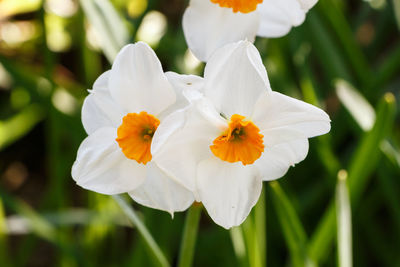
[
  {"x1": 256, "y1": 0, "x2": 306, "y2": 38},
  {"x1": 129, "y1": 162, "x2": 195, "y2": 216},
  {"x1": 82, "y1": 71, "x2": 124, "y2": 135},
  {"x1": 161, "y1": 72, "x2": 205, "y2": 115},
  {"x1": 249, "y1": 90, "x2": 330, "y2": 181},
  {"x1": 72, "y1": 127, "x2": 146, "y2": 194},
  {"x1": 252, "y1": 91, "x2": 331, "y2": 138},
  {"x1": 255, "y1": 138, "x2": 309, "y2": 181},
  {"x1": 197, "y1": 158, "x2": 262, "y2": 229},
  {"x1": 298, "y1": 0, "x2": 318, "y2": 10},
  {"x1": 204, "y1": 41, "x2": 270, "y2": 118},
  {"x1": 183, "y1": 0, "x2": 259, "y2": 62},
  {"x1": 108, "y1": 42, "x2": 176, "y2": 116}
]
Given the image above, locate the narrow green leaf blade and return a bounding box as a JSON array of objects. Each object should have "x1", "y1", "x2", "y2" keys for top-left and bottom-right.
[
  {"x1": 308, "y1": 93, "x2": 397, "y2": 263},
  {"x1": 269, "y1": 182, "x2": 315, "y2": 267},
  {"x1": 336, "y1": 171, "x2": 352, "y2": 267}
]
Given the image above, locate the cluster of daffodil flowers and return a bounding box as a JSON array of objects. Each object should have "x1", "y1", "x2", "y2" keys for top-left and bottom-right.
[{"x1": 72, "y1": 0, "x2": 329, "y2": 229}]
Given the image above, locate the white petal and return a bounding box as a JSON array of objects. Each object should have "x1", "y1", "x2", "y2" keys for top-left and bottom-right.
[
  {"x1": 72, "y1": 127, "x2": 146, "y2": 194},
  {"x1": 183, "y1": 0, "x2": 259, "y2": 62},
  {"x1": 252, "y1": 91, "x2": 331, "y2": 138},
  {"x1": 152, "y1": 104, "x2": 222, "y2": 192},
  {"x1": 256, "y1": 0, "x2": 306, "y2": 38},
  {"x1": 109, "y1": 42, "x2": 176, "y2": 115},
  {"x1": 165, "y1": 71, "x2": 204, "y2": 94},
  {"x1": 298, "y1": 0, "x2": 318, "y2": 10},
  {"x1": 255, "y1": 138, "x2": 309, "y2": 181},
  {"x1": 129, "y1": 162, "x2": 194, "y2": 215},
  {"x1": 82, "y1": 71, "x2": 124, "y2": 135},
  {"x1": 160, "y1": 72, "x2": 204, "y2": 116},
  {"x1": 197, "y1": 158, "x2": 262, "y2": 229},
  {"x1": 204, "y1": 41, "x2": 270, "y2": 118}
]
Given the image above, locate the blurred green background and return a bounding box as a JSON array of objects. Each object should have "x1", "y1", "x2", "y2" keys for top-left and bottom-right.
[{"x1": 0, "y1": 0, "x2": 399, "y2": 266}]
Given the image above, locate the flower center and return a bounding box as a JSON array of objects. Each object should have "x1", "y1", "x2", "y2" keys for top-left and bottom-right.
[
  {"x1": 116, "y1": 111, "x2": 160, "y2": 165},
  {"x1": 210, "y1": 114, "x2": 264, "y2": 165},
  {"x1": 210, "y1": 0, "x2": 263, "y2": 13}
]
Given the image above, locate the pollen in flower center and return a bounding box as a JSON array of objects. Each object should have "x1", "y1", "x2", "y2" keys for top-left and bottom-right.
[
  {"x1": 116, "y1": 111, "x2": 160, "y2": 165},
  {"x1": 210, "y1": 0, "x2": 263, "y2": 13},
  {"x1": 210, "y1": 114, "x2": 264, "y2": 165}
]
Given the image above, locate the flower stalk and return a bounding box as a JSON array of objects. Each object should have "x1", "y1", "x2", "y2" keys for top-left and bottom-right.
[
  {"x1": 112, "y1": 195, "x2": 170, "y2": 267},
  {"x1": 178, "y1": 204, "x2": 202, "y2": 267}
]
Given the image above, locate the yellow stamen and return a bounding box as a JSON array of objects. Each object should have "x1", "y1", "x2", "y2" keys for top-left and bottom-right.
[
  {"x1": 210, "y1": 0, "x2": 263, "y2": 13},
  {"x1": 116, "y1": 111, "x2": 160, "y2": 164},
  {"x1": 210, "y1": 114, "x2": 264, "y2": 165}
]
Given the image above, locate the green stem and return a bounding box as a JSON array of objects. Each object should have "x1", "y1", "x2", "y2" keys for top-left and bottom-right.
[
  {"x1": 112, "y1": 195, "x2": 170, "y2": 267},
  {"x1": 177, "y1": 204, "x2": 202, "y2": 267}
]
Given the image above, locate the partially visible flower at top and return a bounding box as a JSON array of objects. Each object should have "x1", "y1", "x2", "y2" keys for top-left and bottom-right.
[
  {"x1": 152, "y1": 40, "x2": 330, "y2": 229},
  {"x1": 71, "y1": 42, "x2": 203, "y2": 215},
  {"x1": 183, "y1": 0, "x2": 318, "y2": 61}
]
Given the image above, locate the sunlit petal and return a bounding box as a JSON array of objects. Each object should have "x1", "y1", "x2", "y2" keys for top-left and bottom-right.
[
  {"x1": 82, "y1": 71, "x2": 124, "y2": 135},
  {"x1": 109, "y1": 42, "x2": 176, "y2": 115},
  {"x1": 129, "y1": 162, "x2": 195, "y2": 215},
  {"x1": 197, "y1": 158, "x2": 262, "y2": 229},
  {"x1": 72, "y1": 127, "x2": 146, "y2": 194},
  {"x1": 183, "y1": 0, "x2": 259, "y2": 62}
]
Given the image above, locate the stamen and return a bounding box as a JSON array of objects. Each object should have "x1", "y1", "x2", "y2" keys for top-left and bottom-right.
[
  {"x1": 210, "y1": 114, "x2": 264, "y2": 165},
  {"x1": 116, "y1": 111, "x2": 160, "y2": 164},
  {"x1": 210, "y1": 0, "x2": 263, "y2": 13}
]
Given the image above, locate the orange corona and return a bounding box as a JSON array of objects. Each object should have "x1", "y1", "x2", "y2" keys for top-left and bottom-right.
[
  {"x1": 210, "y1": 0, "x2": 263, "y2": 13},
  {"x1": 116, "y1": 111, "x2": 160, "y2": 164},
  {"x1": 210, "y1": 114, "x2": 264, "y2": 165}
]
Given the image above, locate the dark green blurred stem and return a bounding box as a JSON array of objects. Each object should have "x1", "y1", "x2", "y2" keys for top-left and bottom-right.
[
  {"x1": 38, "y1": 2, "x2": 56, "y2": 80},
  {"x1": 242, "y1": 188, "x2": 266, "y2": 267},
  {"x1": 230, "y1": 227, "x2": 247, "y2": 267},
  {"x1": 0, "y1": 199, "x2": 11, "y2": 266},
  {"x1": 254, "y1": 189, "x2": 266, "y2": 267},
  {"x1": 269, "y1": 182, "x2": 314, "y2": 267},
  {"x1": 112, "y1": 195, "x2": 170, "y2": 267},
  {"x1": 177, "y1": 204, "x2": 202, "y2": 267},
  {"x1": 318, "y1": 0, "x2": 372, "y2": 88}
]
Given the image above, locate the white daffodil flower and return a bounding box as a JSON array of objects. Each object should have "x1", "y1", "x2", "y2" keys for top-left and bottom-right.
[
  {"x1": 183, "y1": 0, "x2": 318, "y2": 61},
  {"x1": 72, "y1": 42, "x2": 203, "y2": 215},
  {"x1": 152, "y1": 40, "x2": 330, "y2": 229}
]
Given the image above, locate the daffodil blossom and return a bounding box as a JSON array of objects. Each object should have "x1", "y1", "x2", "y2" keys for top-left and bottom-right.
[
  {"x1": 183, "y1": 0, "x2": 318, "y2": 61},
  {"x1": 152, "y1": 41, "x2": 331, "y2": 228},
  {"x1": 72, "y1": 42, "x2": 202, "y2": 215}
]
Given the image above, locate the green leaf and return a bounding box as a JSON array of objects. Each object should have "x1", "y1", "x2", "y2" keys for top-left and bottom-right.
[
  {"x1": 393, "y1": 0, "x2": 400, "y2": 30},
  {"x1": 0, "y1": 199, "x2": 11, "y2": 266},
  {"x1": 318, "y1": 0, "x2": 372, "y2": 87},
  {"x1": 335, "y1": 79, "x2": 376, "y2": 131},
  {"x1": 336, "y1": 171, "x2": 353, "y2": 267},
  {"x1": 241, "y1": 188, "x2": 266, "y2": 267},
  {"x1": 269, "y1": 182, "x2": 316, "y2": 267},
  {"x1": 178, "y1": 204, "x2": 202, "y2": 267},
  {"x1": 80, "y1": 0, "x2": 129, "y2": 62},
  {"x1": 0, "y1": 104, "x2": 45, "y2": 151},
  {"x1": 112, "y1": 195, "x2": 170, "y2": 267},
  {"x1": 305, "y1": 12, "x2": 353, "y2": 83},
  {"x1": 230, "y1": 227, "x2": 247, "y2": 267},
  {"x1": 308, "y1": 93, "x2": 397, "y2": 263}
]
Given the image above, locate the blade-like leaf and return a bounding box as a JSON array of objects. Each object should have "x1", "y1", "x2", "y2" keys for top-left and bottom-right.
[
  {"x1": 80, "y1": 0, "x2": 129, "y2": 62},
  {"x1": 269, "y1": 182, "x2": 316, "y2": 267},
  {"x1": 336, "y1": 171, "x2": 352, "y2": 267},
  {"x1": 308, "y1": 93, "x2": 397, "y2": 263}
]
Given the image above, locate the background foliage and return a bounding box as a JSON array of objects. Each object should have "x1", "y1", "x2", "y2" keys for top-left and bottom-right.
[{"x1": 0, "y1": 0, "x2": 399, "y2": 266}]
